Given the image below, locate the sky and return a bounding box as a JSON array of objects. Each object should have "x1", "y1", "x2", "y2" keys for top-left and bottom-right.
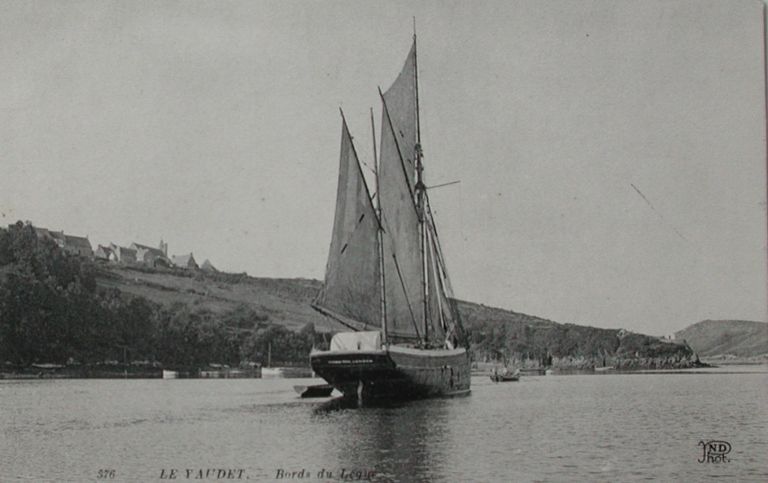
[{"x1": 0, "y1": 0, "x2": 765, "y2": 335}]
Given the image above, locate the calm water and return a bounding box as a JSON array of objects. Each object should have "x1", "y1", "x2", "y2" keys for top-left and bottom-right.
[{"x1": 1, "y1": 367, "x2": 766, "y2": 482}]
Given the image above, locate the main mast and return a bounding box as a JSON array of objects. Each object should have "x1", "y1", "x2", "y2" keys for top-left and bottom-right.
[
  {"x1": 413, "y1": 24, "x2": 430, "y2": 346},
  {"x1": 371, "y1": 108, "x2": 387, "y2": 344}
]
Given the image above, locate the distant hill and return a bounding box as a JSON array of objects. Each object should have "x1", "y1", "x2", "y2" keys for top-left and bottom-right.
[
  {"x1": 0, "y1": 221, "x2": 698, "y2": 369},
  {"x1": 96, "y1": 265, "x2": 697, "y2": 368},
  {"x1": 675, "y1": 320, "x2": 768, "y2": 358}
]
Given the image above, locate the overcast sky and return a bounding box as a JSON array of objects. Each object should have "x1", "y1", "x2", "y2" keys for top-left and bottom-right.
[{"x1": 1, "y1": 0, "x2": 765, "y2": 335}]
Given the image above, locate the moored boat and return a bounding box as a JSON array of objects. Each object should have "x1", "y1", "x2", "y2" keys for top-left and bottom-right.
[
  {"x1": 490, "y1": 369, "x2": 520, "y2": 382},
  {"x1": 310, "y1": 32, "x2": 471, "y2": 403},
  {"x1": 293, "y1": 383, "x2": 335, "y2": 398}
]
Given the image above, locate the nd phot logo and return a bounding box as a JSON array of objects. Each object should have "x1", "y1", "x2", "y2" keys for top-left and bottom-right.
[{"x1": 698, "y1": 440, "x2": 731, "y2": 463}]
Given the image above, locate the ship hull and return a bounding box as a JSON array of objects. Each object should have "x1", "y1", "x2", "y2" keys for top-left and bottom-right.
[{"x1": 310, "y1": 345, "x2": 471, "y2": 402}]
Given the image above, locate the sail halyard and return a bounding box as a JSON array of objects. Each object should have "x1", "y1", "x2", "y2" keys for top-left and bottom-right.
[
  {"x1": 313, "y1": 112, "x2": 383, "y2": 331},
  {"x1": 424, "y1": 196, "x2": 468, "y2": 348}
]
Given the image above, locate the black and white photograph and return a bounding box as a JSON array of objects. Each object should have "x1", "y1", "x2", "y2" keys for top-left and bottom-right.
[{"x1": 0, "y1": 1, "x2": 766, "y2": 481}]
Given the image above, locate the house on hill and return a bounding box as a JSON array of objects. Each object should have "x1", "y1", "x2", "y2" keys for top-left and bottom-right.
[
  {"x1": 108, "y1": 243, "x2": 137, "y2": 265},
  {"x1": 201, "y1": 259, "x2": 217, "y2": 272},
  {"x1": 33, "y1": 227, "x2": 66, "y2": 248},
  {"x1": 172, "y1": 253, "x2": 198, "y2": 270},
  {"x1": 94, "y1": 244, "x2": 114, "y2": 261},
  {"x1": 131, "y1": 241, "x2": 171, "y2": 268},
  {"x1": 63, "y1": 234, "x2": 93, "y2": 258},
  {"x1": 32, "y1": 226, "x2": 92, "y2": 257}
]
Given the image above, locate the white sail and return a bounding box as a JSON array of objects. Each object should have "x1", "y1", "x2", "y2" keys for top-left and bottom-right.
[
  {"x1": 315, "y1": 117, "x2": 381, "y2": 329},
  {"x1": 379, "y1": 99, "x2": 424, "y2": 341},
  {"x1": 381, "y1": 40, "x2": 418, "y2": 190}
]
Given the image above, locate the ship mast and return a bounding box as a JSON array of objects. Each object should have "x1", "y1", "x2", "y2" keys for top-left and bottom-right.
[
  {"x1": 413, "y1": 21, "x2": 430, "y2": 346},
  {"x1": 371, "y1": 107, "x2": 388, "y2": 345}
]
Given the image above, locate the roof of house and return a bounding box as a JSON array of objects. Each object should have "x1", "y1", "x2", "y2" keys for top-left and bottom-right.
[
  {"x1": 113, "y1": 245, "x2": 137, "y2": 257},
  {"x1": 131, "y1": 243, "x2": 166, "y2": 257},
  {"x1": 172, "y1": 253, "x2": 197, "y2": 267},
  {"x1": 201, "y1": 259, "x2": 217, "y2": 272},
  {"x1": 34, "y1": 227, "x2": 65, "y2": 240},
  {"x1": 95, "y1": 245, "x2": 114, "y2": 256},
  {"x1": 64, "y1": 234, "x2": 92, "y2": 251}
]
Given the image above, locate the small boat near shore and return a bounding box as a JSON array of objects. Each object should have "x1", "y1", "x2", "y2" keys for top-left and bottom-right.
[
  {"x1": 490, "y1": 369, "x2": 520, "y2": 382},
  {"x1": 293, "y1": 384, "x2": 335, "y2": 398}
]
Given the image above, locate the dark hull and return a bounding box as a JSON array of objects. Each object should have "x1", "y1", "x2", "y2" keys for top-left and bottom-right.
[
  {"x1": 310, "y1": 346, "x2": 470, "y2": 402},
  {"x1": 490, "y1": 373, "x2": 519, "y2": 382},
  {"x1": 293, "y1": 384, "x2": 335, "y2": 398}
]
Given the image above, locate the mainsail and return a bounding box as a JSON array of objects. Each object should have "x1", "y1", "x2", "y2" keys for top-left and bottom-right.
[
  {"x1": 314, "y1": 116, "x2": 381, "y2": 330},
  {"x1": 379, "y1": 97, "x2": 424, "y2": 341}
]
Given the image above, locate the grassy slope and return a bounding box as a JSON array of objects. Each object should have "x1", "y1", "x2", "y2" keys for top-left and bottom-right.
[
  {"x1": 675, "y1": 320, "x2": 768, "y2": 357},
  {"x1": 97, "y1": 265, "x2": 693, "y2": 363},
  {"x1": 96, "y1": 265, "x2": 339, "y2": 332}
]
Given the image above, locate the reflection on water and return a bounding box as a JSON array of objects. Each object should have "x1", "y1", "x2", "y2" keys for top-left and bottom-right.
[
  {"x1": 0, "y1": 367, "x2": 766, "y2": 482},
  {"x1": 314, "y1": 397, "x2": 454, "y2": 482}
]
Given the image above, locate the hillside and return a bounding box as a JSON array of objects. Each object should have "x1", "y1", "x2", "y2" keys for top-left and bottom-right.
[
  {"x1": 96, "y1": 264, "x2": 698, "y2": 368},
  {"x1": 97, "y1": 265, "x2": 334, "y2": 332},
  {"x1": 675, "y1": 320, "x2": 768, "y2": 358},
  {"x1": 0, "y1": 221, "x2": 698, "y2": 369}
]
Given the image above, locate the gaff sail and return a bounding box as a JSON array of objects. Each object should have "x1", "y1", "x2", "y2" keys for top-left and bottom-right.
[
  {"x1": 381, "y1": 41, "x2": 418, "y2": 191},
  {"x1": 379, "y1": 99, "x2": 424, "y2": 341},
  {"x1": 314, "y1": 116, "x2": 382, "y2": 330}
]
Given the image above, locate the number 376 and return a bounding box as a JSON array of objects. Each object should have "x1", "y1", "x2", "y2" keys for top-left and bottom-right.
[{"x1": 97, "y1": 469, "x2": 116, "y2": 479}]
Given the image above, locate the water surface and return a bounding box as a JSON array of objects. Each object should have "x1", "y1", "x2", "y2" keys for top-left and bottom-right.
[{"x1": 1, "y1": 366, "x2": 766, "y2": 482}]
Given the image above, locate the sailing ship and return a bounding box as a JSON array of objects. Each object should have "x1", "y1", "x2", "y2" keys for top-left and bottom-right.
[{"x1": 309, "y1": 34, "x2": 471, "y2": 402}]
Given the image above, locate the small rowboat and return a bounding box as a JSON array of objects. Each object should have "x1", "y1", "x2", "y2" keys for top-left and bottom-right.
[
  {"x1": 293, "y1": 383, "x2": 334, "y2": 398},
  {"x1": 490, "y1": 369, "x2": 520, "y2": 382}
]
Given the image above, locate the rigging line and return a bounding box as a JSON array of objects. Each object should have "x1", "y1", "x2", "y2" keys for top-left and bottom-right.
[
  {"x1": 429, "y1": 227, "x2": 455, "y2": 348},
  {"x1": 426, "y1": 226, "x2": 446, "y2": 335},
  {"x1": 425, "y1": 200, "x2": 466, "y2": 341},
  {"x1": 427, "y1": 180, "x2": 461, "y2": 190},
  {"x1": 391, "y1": 252, "x2": 423, "y2": 344},
  {"x1": 424, "y1": 198, "x2": 452, "y2": 289},
  {"x1": 310, "y1": 304, "x2": 367, "y2": 333}
]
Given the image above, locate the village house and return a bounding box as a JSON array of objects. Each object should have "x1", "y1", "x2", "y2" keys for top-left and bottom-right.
[
  {"x1": 33, "y1": 226, "x2": 93, "y2": 258},
  {"x1": 33, "y1": 227, "x2": 65, "y2": 248},
  {"x1": 131, "y1": 241, "x2": 170, "y2": 268},
  {"x1": 201, "y1": 259, "x2": 217, "y2": 272},
  {"x1": 94, "y1": 245, "x2": 113, "y2": 261},
  {"x1": 172, "y1": 252, "x2": 198, "y2": 270},
  {"x1": 63, "y1": 234, "x2": 93, "y2": 258},
  {"x1": 108, "y1": 243, "x2": 137, "y2": 265}
]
